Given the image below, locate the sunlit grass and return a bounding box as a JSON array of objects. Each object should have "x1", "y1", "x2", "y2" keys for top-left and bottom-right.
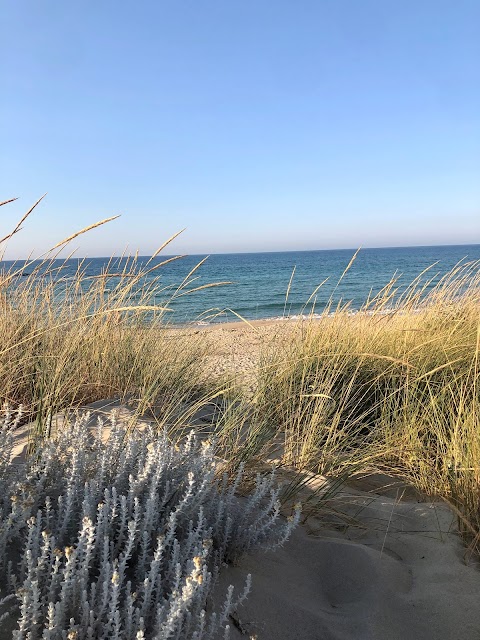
[
  {"x1": 0, "y1": 198, "x2": 228, "y2": 443},
  {"x1": 249, "y1": 259, "x2": 480, "y2": 547}
]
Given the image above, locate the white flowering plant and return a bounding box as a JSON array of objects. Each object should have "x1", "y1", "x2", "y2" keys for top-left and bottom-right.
[{"x1": 0, "y1": 408, "x2": 300, "y2": 639}]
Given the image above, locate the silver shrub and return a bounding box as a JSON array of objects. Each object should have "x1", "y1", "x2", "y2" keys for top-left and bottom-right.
[{"x1": 0, "y1": 409, "x2": 300, "y2": 639}]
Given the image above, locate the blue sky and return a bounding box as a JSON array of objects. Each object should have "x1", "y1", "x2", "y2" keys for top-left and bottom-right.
[{"x1": 1, "y1": 1, "x2": 479, "y2": 257}]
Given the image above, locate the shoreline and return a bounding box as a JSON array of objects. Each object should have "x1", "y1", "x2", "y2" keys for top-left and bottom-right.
[{"x1": 166, "y1": 304, "x2": 434, "y2": 332}]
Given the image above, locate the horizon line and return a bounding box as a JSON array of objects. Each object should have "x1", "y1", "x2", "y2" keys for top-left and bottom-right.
[{"x1": 1, "y1": 241, "x2": 480, "y2": 262}]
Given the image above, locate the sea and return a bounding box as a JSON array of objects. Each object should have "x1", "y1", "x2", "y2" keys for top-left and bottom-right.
[{"x1": 2, "y1": 245, "x2": 480, "y2": 324}]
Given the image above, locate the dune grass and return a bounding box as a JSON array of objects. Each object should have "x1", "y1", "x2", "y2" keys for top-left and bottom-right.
[
  {"x1": 0, "y1": 199, "x2": 229, "y2": 445},
  {"x1": 250, "y1": 259, "x2": 480, "y2": 549}
]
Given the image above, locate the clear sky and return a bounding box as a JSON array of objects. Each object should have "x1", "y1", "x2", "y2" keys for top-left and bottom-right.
[{"x1": 1, "y1": 1, "x2": 479, "y2": 257}]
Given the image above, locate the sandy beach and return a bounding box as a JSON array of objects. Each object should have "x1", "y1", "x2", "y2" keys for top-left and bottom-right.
[{"x1": 200, "y1": 318, "x2": 299, "y2": 391}]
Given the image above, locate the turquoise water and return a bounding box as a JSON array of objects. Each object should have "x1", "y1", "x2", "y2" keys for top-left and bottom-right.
[{"x1": 3, "y1": 245, "x2": 480, "y2": 324}]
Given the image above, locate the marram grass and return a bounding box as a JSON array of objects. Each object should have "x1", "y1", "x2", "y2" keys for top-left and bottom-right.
[
  {"x1": 250, "y1": 259, "x2": 480, "y2": 551},
  {"x1": 0, "y1": 199, "x2": 230, "y2": 437}
]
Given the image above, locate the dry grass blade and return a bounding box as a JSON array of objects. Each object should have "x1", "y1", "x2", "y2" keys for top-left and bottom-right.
[
  {"x1": 102, "y1": 305, "x2": 173, "y2": 313},
  {"x1": 224, "y1": 308, "x2": 259, "y2": 330},
  {"x1": 50, "y1": 215, "x2": 121, "y2": 250},
  {"x1": 12, "y1": 193, "x2": 47, "y2": 233},
  {"x1": 339, "y1": 247, "x2": 361, "y2": 282},
  {"x1": 182, "y1": 255, "x2": 210, "y2": 284},
  {"x1": 0, "y1": 226, "x2": 24, "y2": 245},
  {"x1": 359, "y1": 353, "x2": 416, "y2": 367},
  {"x1": 146, "y1": 228, "x2": 186, "y2": 265},
  {"x1": 283, "y1": 265, "x2": 296, "y2": 317},
  {"x1": 0, "y1": 197, "x2": 19, "y2": 207},
  {"x1": 0, "y1": 193, "x2": 47, "y2": 246},
  {"x1": 173, "y1": 281, "x2": 233, "y2": 298}
]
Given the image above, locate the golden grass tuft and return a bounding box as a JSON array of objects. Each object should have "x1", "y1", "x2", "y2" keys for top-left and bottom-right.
[
  {"x1": 249, "y1": 259, "x2": 480, "y2": 549},
  {"x1": 0, "y1": 199, "x2": 227, "y2": 440}
]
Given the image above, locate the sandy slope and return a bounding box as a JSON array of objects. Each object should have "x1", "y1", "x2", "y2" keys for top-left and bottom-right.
[{"x1": 216, "y1": 485, "x2": 480, "y2": 640}]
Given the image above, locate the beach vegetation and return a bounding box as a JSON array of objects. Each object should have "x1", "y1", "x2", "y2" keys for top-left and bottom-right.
[
  {"x1": 250, "y1": 260, "x2": 480, "y2": 551},
  {"x1": 0, "y1": 409, "x2": 299, "y2": 638}
]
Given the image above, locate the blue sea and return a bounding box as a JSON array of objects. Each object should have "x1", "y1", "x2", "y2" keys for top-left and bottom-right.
[{"x1": 2, "y1": 245, "x2": 480, "y2": 324}]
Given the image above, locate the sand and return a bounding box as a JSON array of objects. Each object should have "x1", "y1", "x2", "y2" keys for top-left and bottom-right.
[
  {"x1": 7, "y1": 321, "x2": 480, "y2": 639},
  {"x1": 201, "y1": 319, "x2": 297, "y2": 393},
  {"x1": 216, "y1": 483, "x2": 480, "y2": 640}
]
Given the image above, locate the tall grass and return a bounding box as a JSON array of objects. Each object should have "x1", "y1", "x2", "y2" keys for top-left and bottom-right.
[
  {"x1": 0, "y1": 198, "x2": 227, "y2": 439},
  {"x1": 251, "y1": 260, "x2": 480, "y2": 547}
]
